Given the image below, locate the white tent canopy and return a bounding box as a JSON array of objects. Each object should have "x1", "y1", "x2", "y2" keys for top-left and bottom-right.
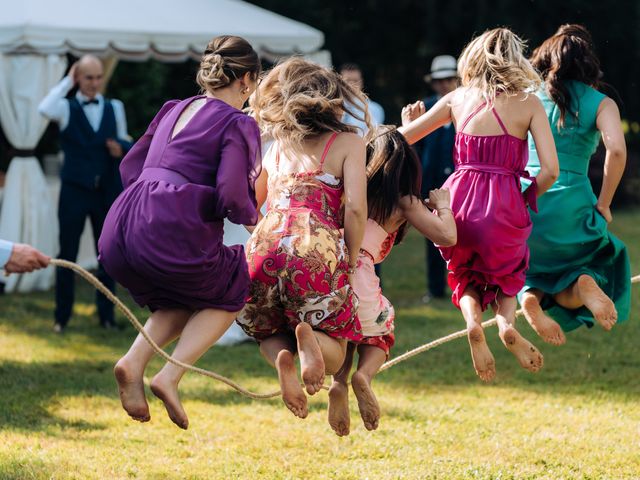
[
  {"x1": 0, "y1": 0, "x2": 326, "y2": 293},
  {"x1": 0, "y1": 0, "x2": 324, "y2": 61}
]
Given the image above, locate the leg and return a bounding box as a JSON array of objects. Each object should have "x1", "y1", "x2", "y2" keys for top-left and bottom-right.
[
  {"x1": 295, "y1": 322, "x2": 347, "y2": 395},
  {"x1": 521, "y1": 289, "x2": 566, "y2": 346},
  {"x1": 55, "y1": 183, "x2": 89, "y2": 329},
  {"x1": 114, "y1": 309, "x2": 191, "y2": 422},
  {"x1": 352, "y1": 344, "x2": 386, "y2": 431},
  {"x1": 553, "y1": 274, "x2": 617, "y2": 331},
  {"x1": 492, "y1": 292, "x2": 543, "y2": 372},
  {"x1": 460, "y1": 288, "x2": 495, "y2": 382},
  {"x1": 90, "y1": 191, "x2": 116, "y2": 327},
  {"x1": 259, "y1": 333, "x2": 308, "y2": 419},
  {"x1": 328, "y1": 342, "x2": 355, "y2": 436},
  {"x1": 150, "y1": 308, "x2": 236, "y2": 429}
]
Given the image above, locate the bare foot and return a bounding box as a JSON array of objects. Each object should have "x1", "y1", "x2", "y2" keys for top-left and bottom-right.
[
  {"x1": 521, "y1": 294, "x2": 566, "y2": 346},
  {"x1": 275, "y1": 350, "x2": 308, "y2": 419},
  {"x1": 576, "y1": 274, "x2": 618, "y2": 331},
  {"x1": 466, "y1": 325, "x2": 496, "y2": 382},
  {"x1": 150, "y1": 373, "x2": 189, "y2": 430},
  {"x1": 328, "y1": 380, "x2": 350, "y2": 436},
  {"x1": 113, "y1": 359, "x2": 150, "y2": 422},
  {"x1": 295, "y1": 322, "x2": 325, "y2": 395},
  {"x1": 499, "y1": 326, "x2": 544, "y2": 373},
  {"x1": 351, "y1": 371, "x2": 380, "y2": 431}
]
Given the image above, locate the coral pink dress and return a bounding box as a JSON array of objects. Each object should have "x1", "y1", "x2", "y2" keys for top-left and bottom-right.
[
  {"x1": 351, "y1": 219, "x2": 398, "y2": 356},
  {"x1": 237, "y1": 133, "x2": 362, "y2": 342},
  {"x1": 440, "y1": 100, "x2": 537, "y2": 310}
]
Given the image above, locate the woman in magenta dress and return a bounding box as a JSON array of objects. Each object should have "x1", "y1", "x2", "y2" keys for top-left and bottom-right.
[
  {"x1": 98, "y1": 36, "x2": 261, "y2": 429},
  {"x1": 401, "y1": 28, "x2": 559, "y2": 382}
]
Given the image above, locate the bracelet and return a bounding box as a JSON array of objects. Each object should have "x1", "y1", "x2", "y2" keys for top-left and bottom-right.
[
  {"x1": 437, "y1": 206, "x2": 452, "y2": 213},
  {"x1": 347, "y1": 265, "x2": 357, "y2": 275}
]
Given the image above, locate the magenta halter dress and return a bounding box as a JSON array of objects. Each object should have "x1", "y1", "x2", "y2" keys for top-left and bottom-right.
[{"x1": 439, "y1": 100, "x2": 537, "y2": 310}]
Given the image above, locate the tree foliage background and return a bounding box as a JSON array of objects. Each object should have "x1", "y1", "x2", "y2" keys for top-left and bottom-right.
[{"x1": 5, "y1": 0, "x2": 638, "y2": 202}]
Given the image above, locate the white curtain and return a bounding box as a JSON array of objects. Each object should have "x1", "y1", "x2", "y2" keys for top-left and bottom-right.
[{"x1": 0, "y1": 54, "x2": 67, "y2": 292}]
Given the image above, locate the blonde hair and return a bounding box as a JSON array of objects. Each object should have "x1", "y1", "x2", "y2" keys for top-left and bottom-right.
[
  {"x1": 251, "y1": 57, "x2": 371, "y2": 152},
  {"x1": 457, "y1": 28, "x2": 541, "y2": 106},
  {"x1": 196, "y1": 35, "x2": 260, "y2": 93}
]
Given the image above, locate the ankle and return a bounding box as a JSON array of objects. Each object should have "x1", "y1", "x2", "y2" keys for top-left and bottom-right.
[
  {"x1": 154, "y1": 367, "x2": 183, "y2": 386},
  {"x1": 115, "y1": 356, "x2": 146, "y2": 378},
  {"x1": 353, "y1": 369, "x2": 374, "y2": 384}
]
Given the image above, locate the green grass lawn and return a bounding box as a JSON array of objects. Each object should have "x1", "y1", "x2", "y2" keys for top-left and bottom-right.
[{"x1": 1, "y1": 210, "x2": 639, "y2": 479}]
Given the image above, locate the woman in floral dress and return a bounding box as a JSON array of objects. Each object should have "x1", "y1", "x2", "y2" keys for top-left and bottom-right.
[{"x1": 237, "y1": 58, "x2": 369, "y2": 419}]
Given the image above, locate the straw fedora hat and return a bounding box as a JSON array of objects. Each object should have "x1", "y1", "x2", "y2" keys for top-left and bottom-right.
[{"x1": 424, "y1": 55, "x2": 458, "y2": 82}]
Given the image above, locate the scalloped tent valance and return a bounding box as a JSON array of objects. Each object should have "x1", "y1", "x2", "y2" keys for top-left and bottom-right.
[{"x1": 0, "y1": 0, "x2": 324, "y2": 61}]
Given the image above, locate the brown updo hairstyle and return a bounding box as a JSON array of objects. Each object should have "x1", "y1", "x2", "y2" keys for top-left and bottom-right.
[
  {"x1": 196, "y1": 35, "x2": 261, "y2": 93},
  {"x1": 531, "y1": 24, "x2": 602, "y2": 128},
  {"x1": 251, "y1": 57, "x2": 372, "y2": 151}
]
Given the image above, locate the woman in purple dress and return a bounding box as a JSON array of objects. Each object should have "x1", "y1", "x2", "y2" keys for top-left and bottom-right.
[{"x1": 98, "y1": 36, "x2": 261, "y2": 429}]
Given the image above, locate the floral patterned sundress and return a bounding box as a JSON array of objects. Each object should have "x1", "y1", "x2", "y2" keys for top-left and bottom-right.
[{"x1": 237, "y1": 133, "x2": 362, "y2": 342}]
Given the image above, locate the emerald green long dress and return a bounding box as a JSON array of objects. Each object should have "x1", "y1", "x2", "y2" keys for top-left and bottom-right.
[{"x1": 519, "y1": 81, "x2": 631, "y2": 331}]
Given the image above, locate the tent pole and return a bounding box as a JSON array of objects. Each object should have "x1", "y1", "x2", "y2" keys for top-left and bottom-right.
[{"x1": 101, "y1": 56, "x2": 119, "y2": 93}]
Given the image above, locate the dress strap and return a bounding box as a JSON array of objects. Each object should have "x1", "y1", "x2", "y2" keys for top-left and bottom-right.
[
  {"x1": 491, "y1": 108, "x2": 509, "y2": 135},
  {"x1": 319, "y1": 132, "x2": 339, "y2": 168},
  {"x1": 458, "y1": 101, "x2": 487, "y2": 133},
  {"x1": 274, "y1": 144, "x2": 281, "y2": 172}
]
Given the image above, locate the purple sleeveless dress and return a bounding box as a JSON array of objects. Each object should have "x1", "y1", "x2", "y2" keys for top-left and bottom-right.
[
  {"x1": 440, "y1": 100, "x2": 537, "y2": 310},
  {"x1": 98, "y1": 96, "x2": 261, "y2": 312}
]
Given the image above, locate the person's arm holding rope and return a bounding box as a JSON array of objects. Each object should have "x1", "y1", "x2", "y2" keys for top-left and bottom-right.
[{"x1": 1, "y1": 240, "x2": 50, "y2": 274}]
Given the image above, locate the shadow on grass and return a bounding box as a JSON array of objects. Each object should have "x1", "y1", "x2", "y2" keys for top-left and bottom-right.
[{"x1": 0, "y1": 355, "x2": 283, "y2": 433}]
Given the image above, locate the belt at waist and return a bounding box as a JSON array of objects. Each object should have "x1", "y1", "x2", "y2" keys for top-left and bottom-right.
[
  {"x1": 456, "y1": 163, "x2": 538, "y2": 213},
  {"x1": 138, "y1": 167, "x2": 190, "y2": 186}
]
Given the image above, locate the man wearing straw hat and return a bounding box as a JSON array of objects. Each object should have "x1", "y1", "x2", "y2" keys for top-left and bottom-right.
[{"x1": 402, "y1": 55, "x2": 458, "y2": 303}]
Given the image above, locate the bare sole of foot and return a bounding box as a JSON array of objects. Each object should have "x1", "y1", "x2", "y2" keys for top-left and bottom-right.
[
  {"x1": 466, "y1": 325, "x2": 496, "y2": 382},
  {"x1": 577, "y1": 275, "x2": 618, "y2": 331},
  {"x1": 113, "y1": 360, "x2": 150, "y2": 422},
  {"x1": 295, "y1": 322, "x2": 325, "y2": 395},
  {"x1": 351, "y1": 371, "x2": 380, "y2": 431},
  {"x1": 276, "y1": 350, "x2": 308, "y2": 419},
  {"x1": 150, "y1": 375, "x2": 189, "y2": 430},
  {"x1": 521, "y1": 294, "x2": 566, "y2": 346},
  {"x1": 500, "y1": 327, "x2": 543, "y2": 373}
]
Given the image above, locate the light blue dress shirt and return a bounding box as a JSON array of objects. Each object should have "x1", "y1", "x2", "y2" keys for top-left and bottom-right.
[
  {"x1": 0, "y1": 239, "x2": 13, "y2": 269},
  {"x1": 342, "y1": 98, "x2": 385, "y2": 136}
]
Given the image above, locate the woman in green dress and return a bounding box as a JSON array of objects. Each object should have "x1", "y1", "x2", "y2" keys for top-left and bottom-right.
[{"x1": 519, "y1": 24, "x2": 631, "y2": 345}]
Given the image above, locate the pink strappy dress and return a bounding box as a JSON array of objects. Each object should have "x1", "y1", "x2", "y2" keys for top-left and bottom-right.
[
  {"x1": 351, "y1": 219, "x2": 398, "y2": 356},
  {"x1": 439, "y1": 100, "x2": 537, "y2": 310}
]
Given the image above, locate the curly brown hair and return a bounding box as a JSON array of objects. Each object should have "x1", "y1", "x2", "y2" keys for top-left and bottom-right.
[{"x1": 251, "y1": 57, "x2": 372, "y2": 152}]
